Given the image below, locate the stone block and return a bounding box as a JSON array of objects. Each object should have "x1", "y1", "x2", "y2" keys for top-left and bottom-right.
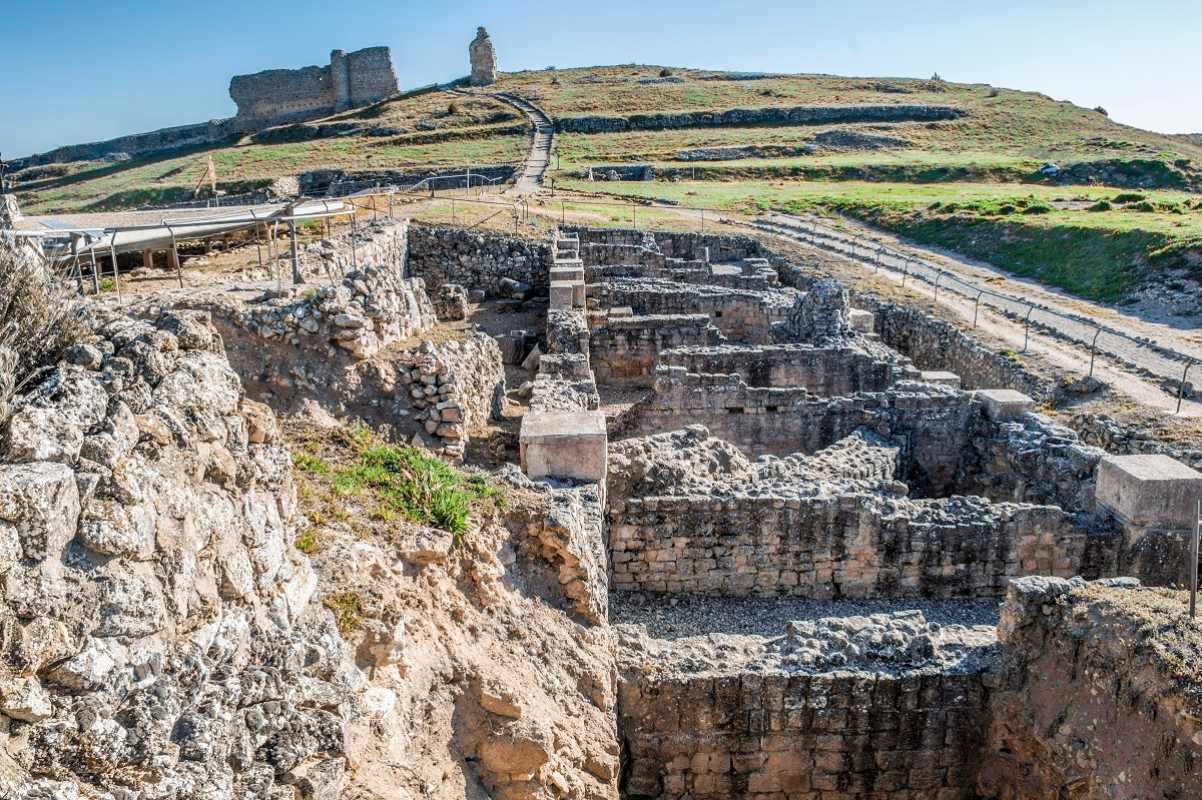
[
  {"x1": 550, "y1": 265, "x2": 585, "y2": 283},
  {"x1": 848, "y1": 308, "x2": 875, "y2": 334},
  {"x1": 920, "y1": 371, "x2": 962, "y2": 389},
  {"x1": 610, "y1": 306, "x2": 634, "y2": 319},
  {"x1": 1096, "y1": 454, "x2": 1202, "y2": 530},
  {"x1": 550, "y1": 281, "x2": 576, "y2": 310},
  {"x1": 519, "y1": 411, "x2": 607, "y2": 483},
  {"x1": 973, "y1": 389, "x2": 1033, "y2": 421}
]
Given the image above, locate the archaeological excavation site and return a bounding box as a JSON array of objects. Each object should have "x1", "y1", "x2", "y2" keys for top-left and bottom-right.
[
  {"x1": 4, "y1": 15, "x2": 1202, "y2": 800},
  {"x1": 2, "y1": 203, "x2": 1202, "y2": 800}
]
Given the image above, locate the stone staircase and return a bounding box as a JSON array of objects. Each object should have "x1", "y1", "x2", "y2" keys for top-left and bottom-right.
[
  {"x1": 550, "y1": 230, "x2": 585, "y2": 310},
  {"x1": 492, "y1": 92, "x2": 555, "y2": 194}
]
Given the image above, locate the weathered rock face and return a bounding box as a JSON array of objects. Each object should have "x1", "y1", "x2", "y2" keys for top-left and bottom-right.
[
  {"x1": 979, "y1": 577, "x2": 1202, "y2": 799},
  {"x1": 0, "y1": 195, "x2": 20, "y2": 228},
  {"x1": 0, "y1": 310, "x2": 369, "y2": 799},
  {"x1": 469, "y1": 27, "x2": 497, "y2": 87},
  {"x1": 779, "y1": 278, "x2": 850, "y2": 343}
]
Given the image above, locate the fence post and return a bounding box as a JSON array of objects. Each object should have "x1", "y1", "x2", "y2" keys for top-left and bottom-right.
[
  {"x1": 1178, "y1": 361, "x2": 1196, "y2": 415},
  {"x1": 1191, "y1": 498, "x2": 1200, "y2": 618},
  {"x1": 901, "y1": 259, "x2": 910, "y2": 288},
  {"x1": 973, "y1": 291, "x2": 984, "y2": 329},
  {"x1": 168, "y1": 226, "x2": 183, "y2": 288},
  {"x1": 289, "y1": 220, "x2": 301, "y2": 285},
  {"x1": 1022, "y1": 305, "x2": 1035, "y2": 353},
  {"x1": 1089, "y1": 326, "x2": 1103, "y2": 378},
  {"x1": 109, "y1": 234, "x2": 122, "y2": 301},
  {"x1": 933, "y1": 271, "x2": 943, "y2": 304}
]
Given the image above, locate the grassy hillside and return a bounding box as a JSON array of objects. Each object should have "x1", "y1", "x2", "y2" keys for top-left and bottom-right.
[
  {"x1": 17, "y1": 64, "x2": 1202, "y2": 316},
  {"x1": 16, "y1": 90, "x2": 528, "y2": 213},
  {"x1": 502, "y1": 65, "x2": 1201, "y2": 306},
  {"x1": 501, "y1": 66, "x2": 1202, "y2": 183}
]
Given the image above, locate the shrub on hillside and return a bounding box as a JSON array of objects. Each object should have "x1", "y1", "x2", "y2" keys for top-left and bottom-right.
[
  {"x1": 1087, "y1": 200, "x2": 1113, "y2": 212},
  {"x1": 1113, "y1": 192, "x2": 1146, "y2": 204},
  {"x1": 659, "y1": 68, "x2": 673, "y2": 78},
  {"x1": 1021, "y1": 203, "x2": 1052, "y2": 215},
  {"x1": 0, "y1": 233, "x2": 86, "y2": 419}
]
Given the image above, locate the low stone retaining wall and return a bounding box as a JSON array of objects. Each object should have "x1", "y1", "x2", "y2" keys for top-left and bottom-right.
[
  {"x1": 406, "y1": 222, "x2": 550, "y2": 297},
  {"x1": 570, "y1": 227, "x2": 771, "y2": 263},
  {"x1": 632, "y1": 373, "x2": 977, "y2": 495},
  {"x1": 586, "y1": 262, "x2": 780, "y2": 292},
  {"x1": 609, "y1": 493, "x2": 1107, "y2": 598},
  {"x1": 590, "y1": 315, "x2": 720, "y2": 387},
  {"x1": 299, "y1": 165, "x2": 516, "y2": 195},
  {"x1": 592, "y1": 278, "x2": 793, "y2": 344},
  {"x1": 863, "y1": 300, "x2": 1058, "y2": 402},
  {"x1": 658, "y1": 342, "x2": 912, "y2": 394},
  {"x1": 556, "y1": 103, "x2": 964, "y2": 134}
]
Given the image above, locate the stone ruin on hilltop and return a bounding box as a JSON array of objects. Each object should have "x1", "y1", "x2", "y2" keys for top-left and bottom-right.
[{"x1": 470, "y1": 27, "x2": 498, "y2": 86}]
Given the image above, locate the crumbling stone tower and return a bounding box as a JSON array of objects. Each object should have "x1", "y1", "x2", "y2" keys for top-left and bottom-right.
[{"x1": 469, "y1": 27, "x2": 497, "y2": 86}]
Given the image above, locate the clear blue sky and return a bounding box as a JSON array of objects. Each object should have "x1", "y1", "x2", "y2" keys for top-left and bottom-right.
[{"x1": 3, "y1": 0, "x2": 1199, "y2": 158}]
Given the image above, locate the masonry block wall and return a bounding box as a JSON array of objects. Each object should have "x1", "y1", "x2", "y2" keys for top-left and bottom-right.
[
  {"x1": 593, "y1": 279, "x2": 790, "y2": 343},
  {"x1": 633, "y1": 373, "x2": 978, "y2": 495},
  {"x1": 620, "y1": 670, "x2": 991, "y2": 800},
  {"x1": 608, "y1": 493, "x2": 1109, "y2": 598},
  {"x1": 590, "y1": 315, "x2": 719, "y2": 386},
  {"x1": 229, "y1": 47, "x2": 399, "y2": 128},
  {"x1": 570, "y1": 227, "x2": 773, "y2": 262},
  {"x1": 657, "y1": 343, "x2": 910, "y2": 395}
]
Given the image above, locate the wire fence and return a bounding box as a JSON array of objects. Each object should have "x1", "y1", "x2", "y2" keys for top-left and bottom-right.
[
  {"x1": 24, "y1": 176, "x2": 1202, "y2": 410},
  {"x1": 754, "y1": 214, "x2": 1201, "y2": 410}
]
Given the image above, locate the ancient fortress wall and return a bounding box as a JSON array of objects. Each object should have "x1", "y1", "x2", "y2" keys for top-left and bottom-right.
[
  {"x1": 13, "y1": 46, "x2": 398, "y2": 168},
  {"x1": 229, "y1": 47, "x2": 399, "y2": 128},
  {"x1": 12, "y1": 121, "x2": 230, "y2": 168}
]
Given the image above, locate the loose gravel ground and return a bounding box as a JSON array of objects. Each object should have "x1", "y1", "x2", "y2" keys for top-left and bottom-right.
[
  {"x1": 611, "y1": 591, "x2": 1001, "y2": 639},
  {"x1": 612, "y1": 593, "x2": 1003, "y2": 677}
]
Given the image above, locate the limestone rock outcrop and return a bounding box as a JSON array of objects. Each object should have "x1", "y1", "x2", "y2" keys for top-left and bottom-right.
[{"x1": 0, "y1": 310, "x2": 367, "y2": 799}]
